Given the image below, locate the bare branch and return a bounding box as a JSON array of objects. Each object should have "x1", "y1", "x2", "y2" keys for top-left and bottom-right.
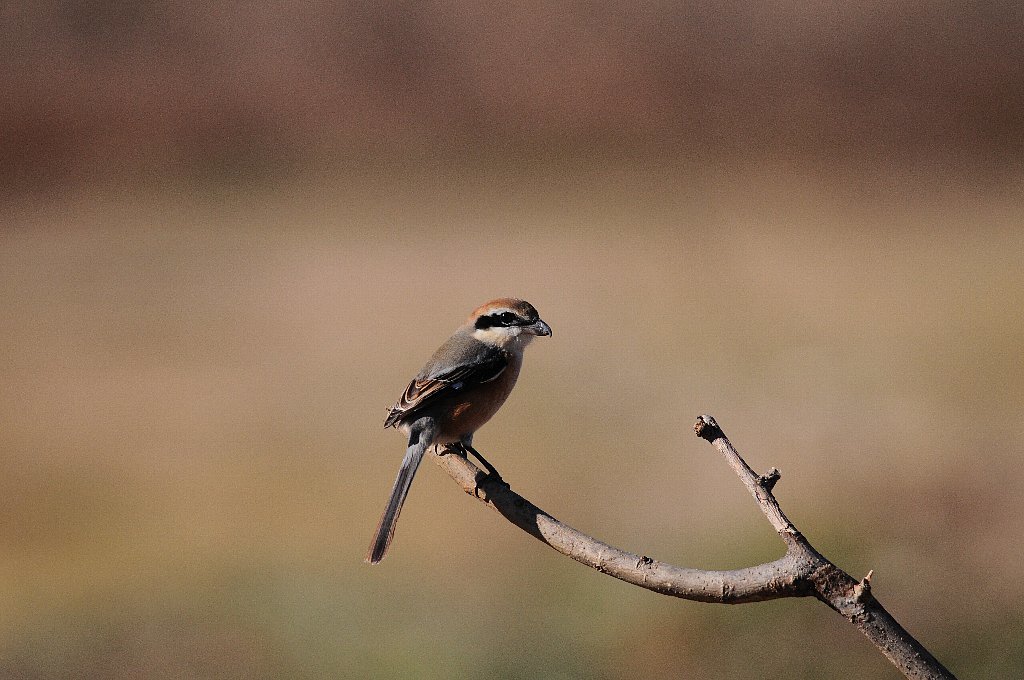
[
  {"x1": 694, "y1": 415, "x2": 800, "y2": 541},
  {"x1": 432, "y1": 448, "x2": 814, "y2": 603},
  {"x1": 428, "y1": 415, "x2": 957, "y2": 680}
]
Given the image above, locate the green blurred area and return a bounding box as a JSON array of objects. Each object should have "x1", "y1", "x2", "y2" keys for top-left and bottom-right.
[{"x1": 3, "y1": 2, "x2": 1024, "y2": 678}]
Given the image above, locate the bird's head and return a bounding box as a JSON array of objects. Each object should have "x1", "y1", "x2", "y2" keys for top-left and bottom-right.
[{"x1": 469, "y1": 298, "x2": 552, "y2": 348}]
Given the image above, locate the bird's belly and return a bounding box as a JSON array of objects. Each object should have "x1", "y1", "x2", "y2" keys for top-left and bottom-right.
[{"x1": 435, "y1": 360, "x2": 521, "y2": 443}]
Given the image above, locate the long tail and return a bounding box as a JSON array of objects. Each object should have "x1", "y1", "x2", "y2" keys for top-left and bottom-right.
[{"x1": 365, "y1": 437, "x2": 430, "y2": 564}]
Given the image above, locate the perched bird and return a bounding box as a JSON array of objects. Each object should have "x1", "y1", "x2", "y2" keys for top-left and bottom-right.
[{"x1": 366, "y1": 298, "x2": 552, "y2": 564}]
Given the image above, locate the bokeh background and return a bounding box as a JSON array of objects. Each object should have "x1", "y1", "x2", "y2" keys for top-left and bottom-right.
[{"x1": 2, "y1": 2, "x2": 1023, "y2": 678}]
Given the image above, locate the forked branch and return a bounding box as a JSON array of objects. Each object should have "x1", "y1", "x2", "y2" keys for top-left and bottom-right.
[{"x1": 431, "y1": 415, "x2": 956, "y2": 679}]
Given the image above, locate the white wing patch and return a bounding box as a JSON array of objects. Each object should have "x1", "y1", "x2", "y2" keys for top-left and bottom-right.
[{"x1": 478, "y1": 365, "x2": 506, "y2": 383}]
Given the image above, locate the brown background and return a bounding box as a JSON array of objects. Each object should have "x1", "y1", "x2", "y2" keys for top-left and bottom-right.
[{"x1": 2, "y1": 3, "x2": 1022, "y2": 678}]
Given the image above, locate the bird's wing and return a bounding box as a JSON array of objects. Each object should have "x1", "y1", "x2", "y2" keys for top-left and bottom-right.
[{"x1": 384, "y1": 354, "x2": 508, "y2": 428}]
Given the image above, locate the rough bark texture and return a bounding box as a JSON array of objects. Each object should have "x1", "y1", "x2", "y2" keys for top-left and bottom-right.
[{"x1": 429, "y1": 415, "x2": 956, "y2": 680}]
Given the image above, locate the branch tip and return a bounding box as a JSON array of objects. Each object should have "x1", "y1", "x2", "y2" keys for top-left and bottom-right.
[
  {"x1": 694, "y1": 415, "x2": 723, "y2": 441},
  {"x1": 758, "y1": 468, "x2": 782, "y2": 491},
  {"x1": 854, "y1": 569, "x2": 875, "y2": 602}
]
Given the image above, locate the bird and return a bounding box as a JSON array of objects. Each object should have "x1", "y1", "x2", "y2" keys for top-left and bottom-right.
[{"x1": 365, "y1": 297, "x2": 552, "y2": 564}]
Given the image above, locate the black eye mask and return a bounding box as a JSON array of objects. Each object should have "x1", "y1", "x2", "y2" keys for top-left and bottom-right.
[{"x1": 475, "y1": 311, "x2": 534, "y2": 329}]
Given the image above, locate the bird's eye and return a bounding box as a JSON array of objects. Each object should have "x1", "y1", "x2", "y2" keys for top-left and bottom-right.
[{"x1": 499, "y1": 312, "x2": 517, "y2": 324}]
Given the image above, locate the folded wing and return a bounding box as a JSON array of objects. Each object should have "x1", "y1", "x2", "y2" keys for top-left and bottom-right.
[{"x1": 384, "y1": 354, "x2": 508, "y2": 428}]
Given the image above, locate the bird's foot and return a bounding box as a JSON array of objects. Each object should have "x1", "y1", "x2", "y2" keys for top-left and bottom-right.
[
  {"x1": 451, "y1": 442, "x2": 508, "y2": 490},
  {"x1": 462, "y1": 444, "x2": 502, "y2": 478}
]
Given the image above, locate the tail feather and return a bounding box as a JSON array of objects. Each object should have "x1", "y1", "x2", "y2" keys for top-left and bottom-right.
[{"x1": 365, "y1": 440, "x2": 429, "y2": 564}]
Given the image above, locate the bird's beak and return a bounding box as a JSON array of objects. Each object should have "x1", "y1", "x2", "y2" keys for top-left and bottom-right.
[{"x1": 526, "y1": 319, "x2": 552, "y2": 337}]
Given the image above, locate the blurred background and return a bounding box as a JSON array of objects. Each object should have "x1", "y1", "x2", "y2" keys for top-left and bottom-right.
[{"x1": 2, "y1": 2, "x2": 1022, "y2": 678}]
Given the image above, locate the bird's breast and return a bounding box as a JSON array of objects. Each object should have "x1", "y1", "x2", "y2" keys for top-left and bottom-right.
[{"x1": 436, "y1": 354, "x2": 522, "y2": 443}]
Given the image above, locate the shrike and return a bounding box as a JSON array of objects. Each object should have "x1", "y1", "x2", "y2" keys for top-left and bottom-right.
[{"x1": 366, "y1": 298, "x2": 551, "y2": 564}]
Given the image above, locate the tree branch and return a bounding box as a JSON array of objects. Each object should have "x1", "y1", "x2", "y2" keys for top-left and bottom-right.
[{"x1": 430, "y1": 414, "x2": 956, "y2": 680}]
